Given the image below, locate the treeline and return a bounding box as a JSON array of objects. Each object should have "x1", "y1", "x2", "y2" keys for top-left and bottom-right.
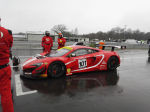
[
  {"x1": 80, "y1": 27, "x2": 150, "y2": 41},
  {"x1": 18, "y1": 24, "x2": 150, "y2": 41}
]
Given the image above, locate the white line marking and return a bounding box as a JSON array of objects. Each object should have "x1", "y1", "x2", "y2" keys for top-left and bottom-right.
[
  {"x1": 15, "y1": 74, "x2": 37, "y2": 96},
  {"x1": 65, "y1": 60, "x2": 76, "y2": 65},
  {"x1": 18, "y1": 56, "x2": 32, "y2": 58},
  {"x1": 11, "y1": 66, "x2": 19, "y2": 68}
]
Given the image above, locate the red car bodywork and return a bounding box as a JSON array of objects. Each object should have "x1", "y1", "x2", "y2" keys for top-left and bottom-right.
[{"x1": 22, "y1": 45, "x2": 120, "y2": 78}]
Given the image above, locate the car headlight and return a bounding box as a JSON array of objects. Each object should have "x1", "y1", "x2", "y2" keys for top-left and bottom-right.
[{"x1": 32, "y1": 62, "x2": 43, "y2": 67}]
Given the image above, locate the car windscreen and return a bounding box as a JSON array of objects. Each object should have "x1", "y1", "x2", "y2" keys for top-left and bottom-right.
[{"x1": 47, "y1": 48, "x2": 71, "y2": 57}]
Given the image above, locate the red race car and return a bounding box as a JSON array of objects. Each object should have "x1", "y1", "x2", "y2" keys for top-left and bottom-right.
[{"x1": 21, "y1": 45, "x2": 120, "y2": 78}]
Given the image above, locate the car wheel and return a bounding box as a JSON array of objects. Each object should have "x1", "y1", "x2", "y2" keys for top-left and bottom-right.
[
  {"x1": 107, "y1": 56, "x2": 119, "y2": 71},
  {"x1": 47, "y1": 61, "x2": 66, "y2": 78}
]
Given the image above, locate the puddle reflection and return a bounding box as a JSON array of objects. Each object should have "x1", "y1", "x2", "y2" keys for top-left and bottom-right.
[
  {"x1": 12, "y1": 66, "x2": 20, "y2": 72},
  {"x1": 21, "y1": 70, "x2": 119, "y2": 96}
]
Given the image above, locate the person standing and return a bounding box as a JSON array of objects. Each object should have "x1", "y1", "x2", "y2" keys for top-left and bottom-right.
[
  {"x1": 41, "y1": 31, "x2": 53, "y2": 53},
  {"x1": 0, "y1": 26, "x2": 14, "y2": 112},
  {"x1": 148, "y1": 39, "x2": 150, "y2": 57},
  {"x1": 57, "y1": 33, "x2": 66, "y2": 49}
]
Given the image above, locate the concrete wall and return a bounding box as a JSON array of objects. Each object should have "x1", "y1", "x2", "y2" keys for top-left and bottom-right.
[
  {"x1": 12, "y1": 41, "x2": 75, "y2": 50},
  {"x1": 27, "y1": 34, "x2": 44, "y2": 42},
  {"x1": 13, "y1": 34, "x2": 57, "y2": 42}
]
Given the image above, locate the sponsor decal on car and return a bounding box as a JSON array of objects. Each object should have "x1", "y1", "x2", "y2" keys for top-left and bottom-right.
[
  {"x1": 44, "y1": 62, "x2": 48, "y2": 65},
  {"x1": 67, "y1": 68, "x2": 71, "y2": 74},
  {"x1": 40, "y1": 74, "x2": 47, "y2": 77},
  {"x1": 66, "y1": 68, "x2": 72, "y2": 75},
  {"x1": 73, "y1": 54, "x2": 104, "y2": 72},
  {"x1": 100, "y1": 65, "x2": 106, "y2": 69},
  {"x1": 102, "y1": 60, "x2": 107, "y2": 65}
]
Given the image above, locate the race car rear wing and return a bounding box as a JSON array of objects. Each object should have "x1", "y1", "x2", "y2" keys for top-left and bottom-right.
[
  {"x1": 102, "y1": 45, "x2": 121, "y2": 51},
  {"x1": 73, "y1": 42, "x2": 85, "y2": 46}
]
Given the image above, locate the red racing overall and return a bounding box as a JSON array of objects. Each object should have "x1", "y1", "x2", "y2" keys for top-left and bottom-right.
[
  {"x1": 41, "y1": 36, "x2": 53, "y2": 53},
  {"x1": 57, "y1": 37, "x2": 66, "y2": 49},
  {"x1": 0, "y1": 27, "x2": 14, "y2": 112}
]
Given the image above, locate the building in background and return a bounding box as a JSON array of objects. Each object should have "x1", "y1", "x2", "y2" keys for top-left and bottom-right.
[{"x1": 13, "y1": 32, "x2": 90, "y2": 43}]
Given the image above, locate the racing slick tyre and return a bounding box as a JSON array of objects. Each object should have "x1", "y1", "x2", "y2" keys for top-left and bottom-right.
[
  {"x1": 47, "y1": 61, "x2": 66, "y2": 78},
  {"x1": 107, "y1": 56, "x2": 119, "y2": 71},
  {"x1": 148, "y1": 49, "x2": 150, "y2": 57}
]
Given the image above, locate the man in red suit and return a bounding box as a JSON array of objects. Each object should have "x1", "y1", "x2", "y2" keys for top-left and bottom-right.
[
  {"x1": 41, "y1": 31, "x2": 53, "y2": 53},
  {"x1": 57, "y1": 33, "x2": 66, "y2": 49},
  {"x1": 0, "y1": 26, "x2": 14, "y2": 112}
]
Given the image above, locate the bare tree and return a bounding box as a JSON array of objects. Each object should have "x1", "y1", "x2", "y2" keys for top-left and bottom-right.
[
  {"x1": 74, "y1": 28, "x2": 78, "y2": 35},
  {"x1": 110, "y1": 27, "x2": 124, "y2": 33},
  {"x1": 51, "y1": 24, "x2": 67, "y2": 34}
]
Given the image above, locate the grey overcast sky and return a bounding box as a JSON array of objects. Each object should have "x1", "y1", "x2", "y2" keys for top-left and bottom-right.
[{"x1": 0, "y1": 0, "x2": 150, "y2": 34}]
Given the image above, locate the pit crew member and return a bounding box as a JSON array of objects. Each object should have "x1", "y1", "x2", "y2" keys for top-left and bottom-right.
[
  {"x1": 41, "y1": 31, "x2": 53, "y2": 53},
  {"x1": 0, "y1": 26, "x2": 14, "y2": 112},
  {"x1": 57, "y1": 33, "x2": 66, "y2": 49}
]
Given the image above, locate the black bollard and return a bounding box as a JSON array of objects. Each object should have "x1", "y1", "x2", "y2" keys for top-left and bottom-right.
[{"x1": 12, "y1": 56, "x2": 20, "y2": 66}]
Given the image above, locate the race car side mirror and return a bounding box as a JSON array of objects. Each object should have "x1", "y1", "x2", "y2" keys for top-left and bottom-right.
[
  {"x1": 71, "y1": 53, "x2": 76, "y2": 57},
  {"x1": 68, "y1": 53, "x2": 76, "y2": 57}
]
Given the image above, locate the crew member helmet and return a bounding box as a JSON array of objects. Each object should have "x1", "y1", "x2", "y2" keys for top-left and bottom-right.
[
  {"x1": 45, "y1": 31, "x2": 50, "y2": 36},
  {"x1": 58, "y1": 33, "x2": 63, "y2": 38}
]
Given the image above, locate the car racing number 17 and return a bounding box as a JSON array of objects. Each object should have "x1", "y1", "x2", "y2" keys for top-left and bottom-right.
[{"x1": 78, "y1": 58, "x2": 87, "y2": 68}]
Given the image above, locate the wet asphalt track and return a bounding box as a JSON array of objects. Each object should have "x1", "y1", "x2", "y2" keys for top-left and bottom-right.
[{"x1": 1, "y1": 49, "x2": 150, "y2": 112}]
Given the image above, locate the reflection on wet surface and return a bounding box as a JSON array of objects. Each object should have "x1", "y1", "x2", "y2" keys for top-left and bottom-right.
[
  {"x1": 147, "y1": 57, "x2": 150, "y2": 63},
  {"x1": 20, "y1": 70, "x2": 119, "y2": 97},
  {"x1": 12, "y1": 66, "x2": 20, "y2": 72}
]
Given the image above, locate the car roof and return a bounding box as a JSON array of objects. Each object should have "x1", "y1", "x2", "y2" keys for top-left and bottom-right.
[{"x1": 67, "y1": 45, "x2": 100, "y2": 51}]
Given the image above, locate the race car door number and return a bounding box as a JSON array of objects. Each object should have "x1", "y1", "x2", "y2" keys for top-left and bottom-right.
[{"x1": 78, "y1": 59, "x2": 87, "y2": 68}]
